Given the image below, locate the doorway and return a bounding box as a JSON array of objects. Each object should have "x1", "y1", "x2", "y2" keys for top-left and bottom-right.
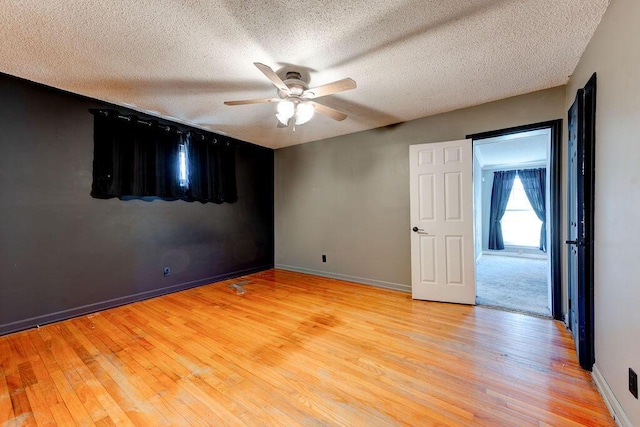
[{"x1": 467, "y1": 121, "x2": 562, "y2": 320}]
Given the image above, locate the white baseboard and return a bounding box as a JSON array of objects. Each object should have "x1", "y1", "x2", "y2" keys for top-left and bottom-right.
[
  {"x1": 275, "y1": 264, "x2": 410, "y2": 293},
  {"x1": 592, "y1": 364, "x2": 633, "y2": 427}
]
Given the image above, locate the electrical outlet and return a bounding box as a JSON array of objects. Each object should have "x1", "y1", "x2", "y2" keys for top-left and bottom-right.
[
  {"x1": 322, "y1": 255, "x2": 327, "y2": 263},
  {"x1": 630, "y1": 368, "x2": 638, "y2": 399},
  {"x1": 163, "y1": 266, "x2": 171, "y2": 277}
]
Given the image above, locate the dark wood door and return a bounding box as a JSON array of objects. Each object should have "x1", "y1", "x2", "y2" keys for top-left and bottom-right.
[
  {"x1": 567, "y1": 91, "x2": 581, "y2": 358},
  {"x1": 566, "y1": 73, "x2": 596, "y2": 371}
]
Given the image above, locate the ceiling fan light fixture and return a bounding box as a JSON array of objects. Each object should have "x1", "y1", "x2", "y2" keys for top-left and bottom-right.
[
  {"x1": 294, "y1": 101, "x2": 315, "y2": 125},
  {"x1": 276, "y1": 100, "x2": 295, "y2": 125}
]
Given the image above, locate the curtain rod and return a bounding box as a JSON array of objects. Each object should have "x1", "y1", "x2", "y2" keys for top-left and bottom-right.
[
  {"x1": 89, "y1": 108, "x2": 235, "y2": 146},
  {"x1": 96, "y1": 110, "x2": 184, "y2": 134}
]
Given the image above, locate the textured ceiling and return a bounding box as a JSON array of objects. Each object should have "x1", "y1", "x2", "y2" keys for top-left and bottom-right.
[{"x1": 0, "y1": 1, "x2": 609, "y2": 148}]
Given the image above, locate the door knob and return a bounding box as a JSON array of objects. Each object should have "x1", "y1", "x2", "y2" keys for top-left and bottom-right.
[
  {"x1": 565, "y1": 239, "x2": 585, "y2": 246},
  {"x1": 412, "y1": 226, "x2": 425, "y2": 233}
]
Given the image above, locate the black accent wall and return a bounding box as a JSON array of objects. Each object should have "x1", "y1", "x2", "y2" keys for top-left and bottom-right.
[{"x1": 0, "y1": 73, "x2": 274, "y2": 335}]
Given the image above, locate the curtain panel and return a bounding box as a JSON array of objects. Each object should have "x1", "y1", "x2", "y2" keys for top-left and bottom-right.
[
  {"x1": 90, "y1": 110, "x2": 237, "y2": 204},
  {"x1": 186, "y1": 133, "x2": 238, "y2": 204},
  {"x1": 488, "y1": 170, "x2": 517, "y2": 250},
  {"x1": 518, "y1": 168, "x2": 547, "y2": 252}
]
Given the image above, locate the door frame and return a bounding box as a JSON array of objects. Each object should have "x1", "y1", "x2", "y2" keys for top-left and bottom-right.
[{"x1": 467, "y1": 119, "x2": 563, "y2": 320}]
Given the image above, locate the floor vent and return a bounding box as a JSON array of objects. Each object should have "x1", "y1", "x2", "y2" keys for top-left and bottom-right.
[{"x1": 229, "y1": 281, "x2": 250, "y2": 295}]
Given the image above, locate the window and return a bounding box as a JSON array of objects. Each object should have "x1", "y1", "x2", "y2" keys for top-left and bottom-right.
[
  {"x1": 178, "y1": 143, "x2": 188, "y2": 188},
  {"x1": 90, "y1": 109, "x2": 237, "y2": 203},
  {"x1": 501, "y1": 176, "x2": 541, "y2": 247}
]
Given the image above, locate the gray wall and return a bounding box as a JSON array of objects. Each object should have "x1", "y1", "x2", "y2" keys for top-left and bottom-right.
[
  {"x1": 567, "y1": 0, "x2": 640, "y2": 423},
  {"x1": 482, "y1": 169, "x2": 495, "y2": 251},
  {"x1": 275, "y1": 86, "x2": 565, "y2": 292},
  {"x1": 0, "y1": 74, "x2": 274, "y2": 334}
]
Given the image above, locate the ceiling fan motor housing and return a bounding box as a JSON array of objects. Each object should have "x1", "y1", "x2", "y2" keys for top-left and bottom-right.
[
  {"x1": 285, "y1": 71, "x2": 303, "y2": 81},
  {"x1": 279, "y1": 70, "x2": 308, "y2": 98}
]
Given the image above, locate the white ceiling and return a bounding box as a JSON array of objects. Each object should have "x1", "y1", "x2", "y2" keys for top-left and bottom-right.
[
  {"x1": 0, "y1": 1, "x2": 609, "y2": 148},
  {"x1": 474, "y1": 129, "x2": 549, "y2": 168}
]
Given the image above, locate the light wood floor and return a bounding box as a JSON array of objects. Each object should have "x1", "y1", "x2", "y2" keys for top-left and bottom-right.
[{"x1": 1, "y1": 269, "x2": 613, "y2": 426}]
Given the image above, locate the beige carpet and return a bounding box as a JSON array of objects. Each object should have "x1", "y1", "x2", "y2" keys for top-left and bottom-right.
[{"x1": 476, "y1": 254, "x2": 551, "y2": 317}]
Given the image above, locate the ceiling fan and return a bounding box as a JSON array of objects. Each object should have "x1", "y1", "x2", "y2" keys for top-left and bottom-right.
[{"x1": 224, "y1": 63, "x2": 356, "y2": 128}]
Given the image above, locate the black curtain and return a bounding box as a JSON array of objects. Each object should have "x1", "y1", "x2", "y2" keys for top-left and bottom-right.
[
  {"x1": 91, "y1": 113, "x2": 182, "y2": 199},
  {"x1": 518, "y1": 168, "x2": 547, "y2": 252},
  {"x1": 488, "y1": 170, "x2": 516, "y2": 250},
  {"x1": 185, "y1": 133, "x2": 238, "y2": 204},
  {"x1": 91, "y1": 110, "x2": 237, "y2": 204}
]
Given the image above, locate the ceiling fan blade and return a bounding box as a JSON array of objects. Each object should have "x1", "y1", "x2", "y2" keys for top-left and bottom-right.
[
  {"x1": 254, "y1": 62, "x2": 290, "y2": 93},
  {"x1": 310, "y1": 101, "x2": 348, "y2": 121},
  {"x1": 303, "y1": 78, "x2": 356, "y2": 99},
  {"x1": 224, "y1": 98, "x2": 278, "y2": 106}
]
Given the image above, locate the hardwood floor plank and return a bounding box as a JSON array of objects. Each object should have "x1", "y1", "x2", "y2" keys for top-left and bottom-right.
[
  {"x1": 48, "y1": 402, "x2": 79, "y2": 426},
  {"x1": 48, "y1": 369, "x2": 96, "y2": 425},
  {"x1": 0, "y1": 269, "x2": 614, "y2": 426},
  {"x1": 3, "y1": 337, "x2": 36, "y2": 426},
  {"x1": 24, "y1": 384, "x2": 56, "y2": 427},
  {"x1": 58, "y1": 361, "x2": 109, "y2": 422},
  {"x1": 93, "y1": 415, "x2": 117, "y2": 427},
  {"x1": 0, "y1": 366, "x2": 16, "y2": 423}
]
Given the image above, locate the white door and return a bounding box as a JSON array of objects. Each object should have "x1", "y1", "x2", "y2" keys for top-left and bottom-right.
[{"x1": 410, "y1": 140, "x2": 475, "y2": 304}]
